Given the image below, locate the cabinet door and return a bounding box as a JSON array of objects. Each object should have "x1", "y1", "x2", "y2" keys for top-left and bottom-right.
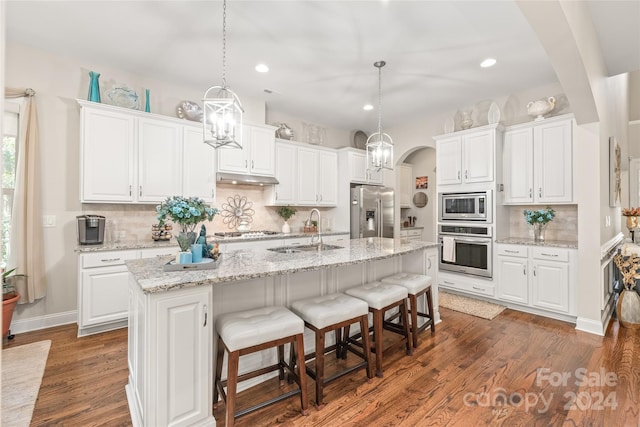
[
  {"x1": 272, "y1": 142, "x2": 296, "y2": 205},
  {"x1": 297, "y1": 147, "x2": 319, "y2": 205},
  {"x1": 138, "y1": 118, "x2": 183, "y2": 202},
  {"x1": 534, "y1": 119, "x2": 572, "y2": 203},
  {"x1": 463, "y1": 130, "x2": 494, "y2": 183},
  {"x1": 503, "y1": 128, "x2": 534, "y2": 204},
  {"x1": 436, "y1": 137, "x2": 462, "y2": 185},
  {"x1": 531, "y1": 260, "x2": 569, "y2": 313},
  {"x1": 348, "y1": 151, "x2": 368, "y2": 183},
  {"x1": 81, "y1": 265, "x2": 130, "y2": 326},
  {"x1": 497, "y1": 256, "x2": 529, "y2": 304},
  {"x1": 367, "y1": 165, "x2": 383, "y2": 185},
  {"x1": 81, "y1": 107, "x2": 135, "y2": 202},
  {"x1": 318, "y1": 150, "x2": 338, "y2": 206},
  {"x1": 155, "y1": 288, "x2": 212, "y2": 426},
  {"x1": 248, "y1": 125, "x2": 276, "y2": 176},
  {"x1": 217, "y1": 125, "x2": 250, "y2": 174},
  {"x1": 399, "y1": 164, "x2": 412, "y2": 208},
  {"x1": 183, "y1": 126, "x2": 216, "y2": 203}
]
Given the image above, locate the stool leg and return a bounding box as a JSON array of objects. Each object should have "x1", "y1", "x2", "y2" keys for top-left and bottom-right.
[
  {"x1": 372, "y1": 309, "x2": 384, "y2": 377},
  {"x1": 314, "y1": 329, "x2": 326, "y2": 408},
  {"x1": 225, "y1": 350, "x2": 240, "y2": 427},
  {"x1": 409, "y1": 294, "x2": 419, "y2": 349},
  {"x1": 400, "y1": 301, "x2": 413, "y2": 356},
  {"x1": 426, "y1": 288, "x2": 435, "y2": 334},
  {"x1": 295, "y1": 333, "x2": 309, "y2": 416},
  {"x1": 359, "y1": 315, "x2": 374, "y2": 380},
  {"x1": 213, "y1": 335, "x2": 225, "y2": 408},
  {"x1": 342, "y1": 325, "x2": 351, "y2": 359},
  {"x1": 334, "y1": 327, "x2": 343, "y2": 360},
  {"x1": 277, "y1": 344, "x2": 285, "y2": 386}
]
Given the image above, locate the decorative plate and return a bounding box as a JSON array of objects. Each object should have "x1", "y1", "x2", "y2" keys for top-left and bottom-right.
[
  {"x1": 353, "y1": 130, "x2": 368, "y2": 150},
  {"x1": 177, "y1": 101, "x2": 203, "y2": 122},
  {"x1": 488, "y1": 102, "x2": 501, "y2": 125},
  {"x1": 443, "y1": 117, "x2": 455, "y2": 134},
  {"x1": 105, "y1": 86, "x2": 139, "y2": 109}
]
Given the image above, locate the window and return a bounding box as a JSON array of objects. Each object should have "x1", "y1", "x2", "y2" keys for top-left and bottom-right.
[{"x1": 2, "y1": 103, "x2": 19, "y2": 266}]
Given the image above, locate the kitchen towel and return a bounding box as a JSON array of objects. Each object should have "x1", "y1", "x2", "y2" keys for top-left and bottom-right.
[{"x1": 442, "y1": 236, "x2": 456, "y2": 262}]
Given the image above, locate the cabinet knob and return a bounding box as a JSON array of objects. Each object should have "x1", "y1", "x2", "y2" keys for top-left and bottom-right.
[
  {"x1": 533, "y1": 266, "x2": 537, "y2": 277},
  {"x1": 427, "y1": 259, "x2": 432, "y2": 269},
  {"x1": 203, "y1": 304, "x2": 208, "y2": 327},
  {"x1": 275, "y1": 191, "x2": 278, "y2": 200},
  {"x1": 245, "y1": 160, "x2": 248, "y2": 168},
  {"x1": 129, "y1": 185, "x2": 132, "y2": 196},
  {"x1": 251, "y1": 160, "x2": 254, "y2": 169}
]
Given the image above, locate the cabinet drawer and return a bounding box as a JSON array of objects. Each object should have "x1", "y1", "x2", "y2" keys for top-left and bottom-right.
[
  {"x1": 81, "y1": 250, "x2": 138, "y2": 268},
  {"x1": 407, "y1": 229, "x2": 422, "y2": 237},
  {"x1": 141, "y1": 246, "x2": 179, "y2": 258},
  {"x1": 496, "y1": 245, "x2": 527, "y2": 258},
  {"x1": 399, "y1": 230, "x2": 408, "y2": 238},
  {"x1": 439, "y1": 276, "x2": 495, "y2": 297},
  {"x1": 532, "y1": 247, "x2": 569, "y2": 262}
]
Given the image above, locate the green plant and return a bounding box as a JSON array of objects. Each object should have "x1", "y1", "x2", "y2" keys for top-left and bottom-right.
[
  {"x1": 2, "y1": 268, "x2": 17, "y2": 300},
  {"x1": 156, "y1": 196, "x2": 218, "y2": 233},
  {"x1": 276, "y1": 205, "x2": 297, "y2": 221},
  {"x1": 523, "y1": 206, "x2": 555, "y2": 225}
]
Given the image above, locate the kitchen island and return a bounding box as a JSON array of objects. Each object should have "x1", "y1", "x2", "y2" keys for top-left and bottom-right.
[{"x1": 125, "y1": 237, "x2": 439, "y2": 427}]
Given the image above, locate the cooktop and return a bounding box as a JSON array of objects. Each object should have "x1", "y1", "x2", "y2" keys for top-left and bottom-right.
[{"x1": 213, "y1": 230, "x2": 280, "y2": 238}]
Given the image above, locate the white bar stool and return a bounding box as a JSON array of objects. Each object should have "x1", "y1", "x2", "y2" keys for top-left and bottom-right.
[
  {"x1": 381, "y1": 272, "x2": 435, "y2": 348},
  {"x1": 214, "y1": 306, "x2": 308, "y2": 427},
  {"x1": 291, "y1": 293, "x2": 374, "y2": 407},
  {"x1": 345, "y1": 282, "x2": 412, "y2": 377}
]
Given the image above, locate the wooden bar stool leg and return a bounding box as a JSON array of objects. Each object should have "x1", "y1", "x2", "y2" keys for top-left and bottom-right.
[
  {"x1": 359, "y1": 315, "x2": 374, "y2": 380},
  {"x1": 373, "y1": 309, "x2": 384, "y2": 377},
  {"x1": 400, "y1": 301, "x2": 413, "y2": 356},
  {"x1": 426, "y1": 288, "x2": 435, "y2": 334},
  {"x1": 334, "y1": 327, "x2": 343, "y2": 360},
  {"x1": 277, "y1": 344, "x2": 285, "y2": 385},
  {"x1": 314, "y1": 329, "x2": 326, "y2": 408},
  {"x1": 213, "y1": 335, "x2": 225, "y2": 408},
  {"x1": 225, "y1": 350, "x2": 240, "y2": 427},
  {"x1": 409, "y1": 294, "x2": 419, "y2": 348},
  {"x1": 342, "y1": 325, "x2": 351, "y2": 359},
  {"x1": 295, "y1": 334, "x2": 309, "y2": 415}
]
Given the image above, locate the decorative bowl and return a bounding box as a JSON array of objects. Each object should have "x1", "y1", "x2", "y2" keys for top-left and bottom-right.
[
  {"x1": 105, "y1": 86, "x2": 139, "y2": 109},
  {"x1": 527, "y1": 96, "x2": 556, "y2": 121},
  {"x1": 177, "y1": 101, "x2": 203, "y2": 122}
]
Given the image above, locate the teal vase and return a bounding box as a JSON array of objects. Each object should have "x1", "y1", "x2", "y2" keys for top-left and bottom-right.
[
  {"x1": 88, "y1": 71, "x2": 101, "y2": 103},
  {"x1": 145, "y1": 89, "x2": 150, "y2": 112}
]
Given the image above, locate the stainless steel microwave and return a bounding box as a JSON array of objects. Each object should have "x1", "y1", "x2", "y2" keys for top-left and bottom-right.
[{"x1": 438, "y1": 191, "x2": 492, "y2": 222}]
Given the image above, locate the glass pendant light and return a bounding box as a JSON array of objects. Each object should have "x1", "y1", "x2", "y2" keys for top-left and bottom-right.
[
  {"x1": 203, "y1": 0, "x2": 243, "y2": 149},
  {"x1": 366, "y1": 60, "x2": 393, "y2": 172}
]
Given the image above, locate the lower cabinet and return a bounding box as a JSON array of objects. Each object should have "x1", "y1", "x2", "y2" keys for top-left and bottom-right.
[
  {"x1": 77, "y1": 246, "x2": 177, "y2": 336},
  {"x1": 496, "y1": 244, "x2": 575, "y2": 316}
]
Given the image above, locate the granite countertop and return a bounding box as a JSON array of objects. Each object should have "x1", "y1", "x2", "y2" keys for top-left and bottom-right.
[
  {"x1": 495, "y1": 237, "x2": 578, "y2": 249},
  {"x1": 77, "y1": 230, "x2": 350, "y2": 253},
  {"x1": 126, "y1": 237, "x2": 439, "y2": 294}
]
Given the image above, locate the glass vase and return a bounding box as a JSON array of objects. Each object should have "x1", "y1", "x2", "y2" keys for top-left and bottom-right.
[
  {"x1": 87, "y1": 71, "x2": 101, "y2": 103},
  {"x1": 626, "y1": 216, "x2": 638, "y2": 242},
  {"x1": 533, "y1": 223, "x2": 547, "y2": 242},
  {"x1": 176, "y1": 231, "x2": 197, "y2": 252},
  {"x1": 145, "y1": 88, "x2": 150, "y2": 112}
]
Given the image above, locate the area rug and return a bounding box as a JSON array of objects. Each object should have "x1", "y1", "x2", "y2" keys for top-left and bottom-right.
[
  {"x1": 2, "y1": 340, "x2": 51, "y2": 427},
  {"x1": 439, "y1": 291, "x2": 506, "y2": 320}
]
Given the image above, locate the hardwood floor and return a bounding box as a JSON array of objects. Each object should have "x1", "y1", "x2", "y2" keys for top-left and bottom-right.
[{"x1": 4, "y1": 308, "x2": 639, "y2": 426}]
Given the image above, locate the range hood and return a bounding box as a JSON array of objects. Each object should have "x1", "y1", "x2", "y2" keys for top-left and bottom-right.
[{"x1": 216, "y1": 172, "x2": 279, "y2": 186}]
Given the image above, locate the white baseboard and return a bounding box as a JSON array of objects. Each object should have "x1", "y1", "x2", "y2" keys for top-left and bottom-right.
[
  {"x1": 575, "y1": 317, "x2": 606, "y2": 336},
  {"x1": 9, "y1": 310, "x2": 77, "y2": 335}
]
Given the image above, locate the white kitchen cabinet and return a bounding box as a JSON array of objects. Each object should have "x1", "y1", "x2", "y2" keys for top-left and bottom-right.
[
  {"x1": 338, "y1": 148, "x2": 383, "y2": 185},
  {"x1": 434, "y1": 125, "x2": 497, "y2": 188},
  {"x1": 182, "y1": 126, "x2": 217, "y2": 203},
  {"x1": 495, "y1": 243, "x2": 574, "y2": 315},
  {"x1": 400, "y1": 164, "x2": 412, "y2": 208},
  {"x1": 80, "y1": 103, "x2": 136, "y2": 202},
  {"x1": 297, "y1": 146, "x2": 319, "y2": 205},
  {"x1": 318, "y1": 150, "x2": 338, "y2": 205},
  {"x1": 400, "y1": 228, "x2": 423, "y2": 241},
  {"x1": 503, "y1": 115, "x2": 573, "y2": 204},
  {"x1": 217, "y1": 123, "x2": 276, "y2": 177},
  {"x1": 79, "y1": 100, "x2": 215, "y2": 204},
  {"x1": 270, "y1": 141, "x2": 297, "y2": 205}
]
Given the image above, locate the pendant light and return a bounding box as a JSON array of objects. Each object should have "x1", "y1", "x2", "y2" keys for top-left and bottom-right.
[
  {"x1": 366, "y1": 60, "x2": 393, "y2": 172},
  {"x1": 203, "y1": 0, "x2": 244, "y2": 149}
]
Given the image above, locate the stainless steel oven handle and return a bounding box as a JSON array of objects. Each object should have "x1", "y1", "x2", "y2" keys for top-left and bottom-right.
[{"x1": 442, "y1": 236, "x2": 491, "y2": 245}]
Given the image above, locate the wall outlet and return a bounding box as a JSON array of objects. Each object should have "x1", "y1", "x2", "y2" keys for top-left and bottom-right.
[
  {"x1": 42, "y1": 215, "x2": 56, "y2": 227},
  {"x1": 605, "y1": 215, "x2": 611, "y2": 227}
]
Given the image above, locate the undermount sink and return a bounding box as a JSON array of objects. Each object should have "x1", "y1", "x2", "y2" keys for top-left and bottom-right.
[{"x1": 268, "y1": 243, "x2": 343, "y2": 254}]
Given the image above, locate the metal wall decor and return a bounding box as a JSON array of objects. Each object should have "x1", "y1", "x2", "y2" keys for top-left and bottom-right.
[{"x1": 220, "y1": 194, "x2": 255, "y2": 229}]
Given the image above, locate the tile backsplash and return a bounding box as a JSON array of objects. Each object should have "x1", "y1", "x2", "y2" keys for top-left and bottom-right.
[
  {"x1": 82, "y1": 185, "x2": 340, "y2": 242},
  {"x1": 507, "y1": 204, "x2": 577, "y2": 241}
]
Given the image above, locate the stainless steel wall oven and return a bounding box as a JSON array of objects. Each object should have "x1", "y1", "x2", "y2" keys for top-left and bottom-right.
[{"x1": 439, "y1": 224, "x2": 492, "y2": 278}]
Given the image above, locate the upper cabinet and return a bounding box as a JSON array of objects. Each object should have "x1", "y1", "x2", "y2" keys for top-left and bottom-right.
[
  {"x1": 502, "y1": 115, "x2": 573, "y2": 204},
  {"x1": 399, "y1": 164, "x2": 412, "y2": 208},
  {"x1": 79, "y1": 100, "x2": 216, "y2": 204},
  {"x1": 217, "y1": 123, "x2": 276, "y2": 177},
  {"x1": 434, "y1": 125, "x2": 499, "y2": 189},
  {"x1": 264, "y1": 140, "x2": 338, "y2": 207},
  {"x1": 338, "y1": 148, "x2": 383, "y2": 185}
]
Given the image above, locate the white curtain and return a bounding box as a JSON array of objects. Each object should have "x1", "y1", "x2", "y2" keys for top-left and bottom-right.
[{"x1": 5, "y1": 87, "x2": 46, "y2": 303}]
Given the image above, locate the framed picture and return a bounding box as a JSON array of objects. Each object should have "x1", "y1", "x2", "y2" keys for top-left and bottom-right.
[
  {"x1": 415, "y1": 176, "x2": 428, "y2": 189},
  {"x1": 610, "y1": 136, "x2": 621, "y2": 207}
]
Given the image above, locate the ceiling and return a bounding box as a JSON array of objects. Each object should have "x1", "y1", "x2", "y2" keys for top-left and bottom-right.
[{"x1": 5, "y1": 1, "x2": 639, "y2": 133}]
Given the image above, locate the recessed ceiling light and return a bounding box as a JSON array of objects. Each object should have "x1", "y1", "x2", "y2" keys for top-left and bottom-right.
[
  {"x1": 480, "y1": 58, "x2": 496, "y2": 68},
  {"x1": 363, "y1": 104, "x2": 374, "y2": 111},
  {"x1": 255, "y1": 64, "x2": 269, "y2": 73}
]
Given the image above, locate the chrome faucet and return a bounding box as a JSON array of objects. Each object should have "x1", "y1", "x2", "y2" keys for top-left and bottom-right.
[{"x1": 309, "y1": 208, "x2": 322, "y2": 245}]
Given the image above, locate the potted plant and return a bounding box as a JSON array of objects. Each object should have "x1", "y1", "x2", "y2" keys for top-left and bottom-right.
[
  {"x1": 276, "y1": 206, "x2": 297, "y2": 234},
  {"x1": 2, "y1": 268, "x2": 22, "y2": 340},
  {"x1": 523, "y1": 206, "x2": 555, "y2": 242}
]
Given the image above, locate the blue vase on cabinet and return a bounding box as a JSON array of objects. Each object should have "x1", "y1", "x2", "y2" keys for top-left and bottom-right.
[
  {"x1": 145, "y1": 89, "x2": 150, "y2": 112},
  {"x1": 87, "y1": 71, "x2": 101, "y2": 103}
]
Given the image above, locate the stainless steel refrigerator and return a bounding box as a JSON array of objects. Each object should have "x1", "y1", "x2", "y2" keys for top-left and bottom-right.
[{"x1": 350, "y1": 185, "x2": 395, "y2": 239}]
